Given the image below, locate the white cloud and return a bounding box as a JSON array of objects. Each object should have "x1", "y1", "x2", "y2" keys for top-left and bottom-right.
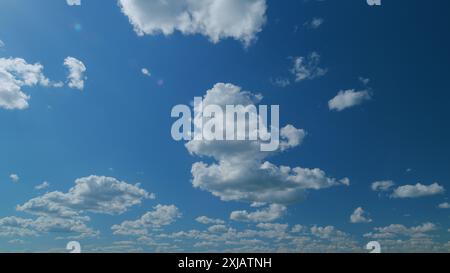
[
  {"x1": 112, "y1": 205, "x2": 181, "y2": 236},
  {"x1": 0, "y1": 58, "x2": 61, "y2": 110},
  {"x1": 0, "y1": 176, "x2": 152, "y2": 239},
  {"x1": 256, "y1": 223, "x2": 288, "y2": 232},
  {"x1": 438, "y1": 202, "x2": 450, "y2": 209},
  {"x1": 328, "y1": 89, "x2": 372, "y2": 111},
  {"x1": 207, "y1": 224, "x2": 228, "y2": 233},
  {"x1": 64, "y1": 57, "x2": 86, "y2": 90},
  {"x1": 164, "y1": 221, "x2": 362, "y2": 253},
  {"x1": 365, "y1": 222, "x2": 436, "y2": 239},
  {"x1": 0, "y1": 40, "x2": 4, "y2": 48},
  {"x1": 31, "y1": 216, "x2": 98, "y2": 238},
  {"x1": 230, "y1": 204, "x2": 287, "y2": 223},
  {"x1": 371, "y1": 180, "x2": 395, "y2": 192},
  {"x1": 0, "y1": 217, "x2": 36, "y2": 237},
  {"x1": 141, "y1": 68, "x2": 151, "y2": 77},
  {"x1": 391, "y1": 183, "x2": 445, "y2": 199},
  {"x1": 250, "y1": 202, "x2": 266, "y2": 208},
  {"x1": 291, "y1": 224, "x2": 305, "y2": 233},
  {"x1": 291, "y1": 52, "x2": 327, "y2": 82},
  {"x1": 35, "y1": 181, "x2": 50, "y2": 190},
  {"x1": 310, "y1": 225, "x2": 348, "y2": 239},
  {"x1": 0, "y1": 216, "x2": 98, "y2": 238},
  {"x1": 9, "y1": 174, "x2": 19, "y2": 183},
  {"x1": 66, "y1": 0, "x2": 81, "y2": 6},
  {"x1": 17, "y1": 175, "x2": 154, "y2": 217},
  {"x1": 350, "y1": 207, "x2": 372, "y2": 224},
  {"x1": 304, "y1": 18, "x2": 324, "y2": 29},
  {"x1": 187, "y1": 83, "x2": 349, "y2": 204},
  {"x1": 375, "y1": 237, "x2": 450, "y2": 253},
  {"x1": 118, "y1": 0, "x2": 267, "y2": 46},
  {"x1": 196, "y1": 216, "x2": 225, "y2": 225}
]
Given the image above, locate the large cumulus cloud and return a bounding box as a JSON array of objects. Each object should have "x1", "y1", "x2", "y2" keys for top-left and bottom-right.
[
  {"x1": 185, "y1": 83, "x2": 349, "y2": 204},
  {"x1": 118, "y1": 0, "x2": 267, "y2": 46}
]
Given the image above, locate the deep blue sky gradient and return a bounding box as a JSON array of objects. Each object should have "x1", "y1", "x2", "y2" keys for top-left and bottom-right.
[{"x1": 0, "y1": 0, "x2": 449, "y2": 252}]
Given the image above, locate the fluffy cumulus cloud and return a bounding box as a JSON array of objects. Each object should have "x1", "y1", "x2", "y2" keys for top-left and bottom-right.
[
  {"x1": 230, "y1": 204, "x2": 287, "y2": 223},
  {"x1": 107, "y1": 213, "x2": 450, "y2": 253},
  {"x1": 0, "y1": 175, "x2": 154, "y2": 239},
  {"x1": 0, "y1": 217, "x2": 37, "y2": 237},
  {"x1": 186, "y1": 83, "x2": 349, "y2": 204},
  {"x1": 112, "y1": 205, "x2": 181, "y2": 236},
  {"x1": 365, "y1": 222, "x2": 437, "y2": 239},
  {"x1": 153, "y1": 220, "x2": 361, "y2": 253},
  {"x1": 438, "y1": 202, "x2": 450, "y2": 209},
  {"x1": 391, "y1": 183, "x2": 445, "y2": 199},
  {"x1": 310, "y1": 225, "x2": 348, "y2": 240},
  {"x1": 0, "y1": 58, "x2": 61, "y2": 110},
  {"x1": 328, "y1": 89, "x2": 372, "y2": 111},
  {"x1": 350, "y1": 207, "x2": 372, "y2": 224},
  {"x1": 196, "y1": 216, "x2": 225, "y2": 225},
  {"x1": 66, "y1": 0, "x2": 81, "y2": 6},
  {"x1": 118, "y1": 0, "x2": 267, "y2": 46},
  {"x1": 207, "y1": 224, "x2": 229, "y2": 233},
  {"x1": 64, "y1": 56, "x2": 86, "y2": 90},
  {"x1": 0, "y1": 215, "x2": 98, "y2": 238},
  {"x1": 291, "y1": 52, "x2": 327, "y2": 82},
  {"x1": 17, "y1": 175, "x2": 154, "y2": 217},
  {"x1": 371, "y1": 180, "x2": 395, "y2": 192}
]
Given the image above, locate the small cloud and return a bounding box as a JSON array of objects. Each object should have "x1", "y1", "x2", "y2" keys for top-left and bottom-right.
[
  {"x1": 0, "y1": 40, "x2": 5, "y2": 49},
  {"x1": 391, "y1": 183, "x2": 445, "y2": 199},
  {"x1": 304, "y1": 18, "x2": 324, "y2": 29},
  {"x1": 365, "y1": 222, "x2": 436, "y2": 239},
  {"x1": 196, "y1": 216, "x2": 225, "y2": 225},
  {"x1": 64, "y1": 56, "x2": 87, "y2": 90},
  {"x1": 328, "y1": 89, "x2": 372, "y2": 111},
  {"x1": 250, "y1": 202, "x2": 267, "y2": 208},
  {"x1": 438, "y1": 202, "x2": 450, "y2": 209},
  {"x1": 111, "y1": 204, "x2": 181, "y2": 236},
  {"x1": 141, "y1": 68, "x2": 151, "y2": 77},
  {"x1": 230, "y1": 204, "x2": 287, "y2": 223},
  {"x1": 371, "y1": 180, "x2": 395, "y2": 192},
  {"x1": 66, "y1": 0, "x2": 81, "y2": 6},
  {"x1": 208, "y1": 224, "x2": 228, "y2": 233},
  {"x1": 350, "y1": 207, "x2": 372, "y2": 224},
  {"x1": 291, "y1": 224, "x2": 305, "y2": 233},
  {"x1": 35, "y1": 181, "x2": 50, "y2": 190},
  {"x1": 9, "y1": 174, "x2": 19, "y2": 183},
  {"x1": 291, "y1": 52, "x2": 327, "y2": 82}
]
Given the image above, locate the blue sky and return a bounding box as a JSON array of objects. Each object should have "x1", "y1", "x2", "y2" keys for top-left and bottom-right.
[{"x1": 0, "y1": 0, "x2": 449, "y2": 253}]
